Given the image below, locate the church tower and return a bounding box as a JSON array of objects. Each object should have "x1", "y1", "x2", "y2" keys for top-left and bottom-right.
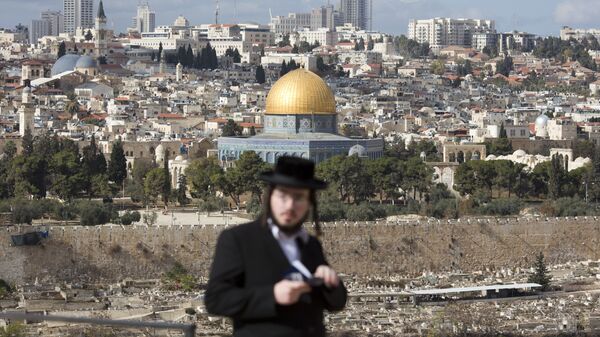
[
  {"x1": 19, "y1": 86, "x2": 35, "y2": 137},
  {"x1": 94, "y1": 0, "x2": 108, "y2": 59}
]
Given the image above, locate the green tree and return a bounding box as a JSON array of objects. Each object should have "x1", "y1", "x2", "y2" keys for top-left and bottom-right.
[
  {"x1": 186, "y1": 157, "x2": 223, "y2": 199},
  {"x1": 57, "y1": 41, "x2": 66, "y2": 58},
  {"x1": 144, "y1": 168, "x2": 167, "y2": 205},
  {"x1": 222, "y1": 119, "x2": 242, "y2": 137},
  {"x1": 496, "y1": 55, "x2": 514, "y2": 76},
  {"x1": 430, "y1": 60, "x2": 445, "y2": 75},
  {"x1": 21, "y1": 127, "x2": 34, "y2": 157},
  {"x1": 162, "y1": 148, "x2": 171, "y2": 207},
  {"x1": 499, "y1": 123, "x2": 507, "y2": 139},
  {"x1": 548, "y1": 155, "x2": 565, "y2": 200},
  {"x1": 255, "y1": 65, "x2": 266, "y2": 84},
  {"x1": 176, "y1": 174, "x2": 189, "y2": 205},
  {"x1": 527, "y1": 251, "x2": 552, "y2": 291},
  {"x1": 107, "y1": 140, "x2": 127, "y2": 185},
  {"x1": 280, "y1": 60, "x2": 288, "y2": 77},
  {"x1": 49, "y1": 149, "x2": 86, "y2": 200},
  {"x1": 84, "y1": 29, "x2": 93, "y2": 41},
  {"x1": 217, "y1": 152, "x2": 269, "y2": 208},
  {"x1": 367, "y1": 157, "x2": 402, "y2": 203},
  {"x1": 157, "y1": 42, "x2": 163, "y2": 62}
]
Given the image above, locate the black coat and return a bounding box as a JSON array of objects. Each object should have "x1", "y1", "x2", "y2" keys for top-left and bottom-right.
[{"x1": 204, "y1": 220, "x2": 347, "y2": 337}]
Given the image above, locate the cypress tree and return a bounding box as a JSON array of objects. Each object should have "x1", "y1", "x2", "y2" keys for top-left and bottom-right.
[{"x1": 108, "y1": 140, "x2": 127, "y2": 185}]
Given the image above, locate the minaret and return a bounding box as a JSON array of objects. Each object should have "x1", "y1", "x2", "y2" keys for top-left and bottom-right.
[
  {"x1": 176, "y1": 62, "x2": 183, "y2": 81},
  {"x1": 19, "y1": 86, "x2": 35, "y2": 137},
  {"x1": 159, "y1": 50, "x2": 166, "y2": 74},
  {"x1": 95, "y1": 0, "x2": 108, "y2": 59}
]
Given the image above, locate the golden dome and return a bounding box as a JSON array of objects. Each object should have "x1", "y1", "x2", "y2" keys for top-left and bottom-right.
[{"x1": 265, "y1": 68, "x2": 336, "y2": 115}]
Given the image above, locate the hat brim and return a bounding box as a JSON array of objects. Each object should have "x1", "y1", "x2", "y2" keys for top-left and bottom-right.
[{"x1": 259, "y1": 172, "x2": 328, "y2": 190}]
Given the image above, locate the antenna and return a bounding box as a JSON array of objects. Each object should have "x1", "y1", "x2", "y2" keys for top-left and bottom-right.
[
  {"x1": 234, "y1": 0, "x2": 238, "y2": 22},
  {"x1": 215, "y1": 0, "x2": 220, "y2": 25},
  {"x1": 269, "y1": 8, "x2": 273, "y2": 20}
]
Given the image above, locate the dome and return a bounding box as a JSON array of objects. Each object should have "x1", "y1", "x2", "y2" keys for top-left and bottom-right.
[
  {"x1": 265, "y1": 68, "x2": 336, "y2": 115},
  {"x1": 486, "y1": 154, "x2": 497, "y2": 160},
  {"x1": 75, "y1": 55, "x2": 97, "y2": 69},
  {"x1": 174, "y1": 155, "x2": 184, "y2": 161},
  {"x1": 51, "y1": 54, "x2": 80, "y2": 76},
  {"x1": 535, "y1": 114, "x2": 549, "y2": 127},
  {"x1": 348, "y1": 144, "x2": 367, "y2": 157},
  {"x1": 513, "y1": 149, "x2": 527, "y2": 157}
]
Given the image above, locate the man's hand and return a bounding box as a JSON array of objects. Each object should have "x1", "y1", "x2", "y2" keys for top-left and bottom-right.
[
  {"x1": 314, "y1": 265, "x2": 339, "y2": 288},
  {"x1": 273, "y1": 280, "x2": 311, "y2": 305}
]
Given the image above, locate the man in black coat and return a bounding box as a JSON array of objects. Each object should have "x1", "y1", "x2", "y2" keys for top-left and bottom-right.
[{"x1": 205, "y1": 156, "x2": 347, "y2": 337}]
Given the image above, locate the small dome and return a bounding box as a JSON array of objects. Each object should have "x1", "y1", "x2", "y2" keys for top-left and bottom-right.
[
  {"x1": 486, "y1": 154, "x2": 497, "y2": 160},
  {"x1": 51, "y1": 54, "x2": 80, "y2": 76},
  {"x1": 75, "y1": 55, "x2": 97, "y2": 69},
  {"x1": 513, "y1": 149, "x2": 527, "y2": 157},
  {"x1": 535, "y1": 114, "x2": 549, "y2": 127},
  {"x1": 174, "y1": 155, "x2": 184, "y2": 161},
  {"x1": 348, "y1": 144, "x2": 367, "y2": 157},
  {"x1": 23, "y1": 86, "x2": 31, "y2": 93},
  {"x1": 574, "y1": 157, "x2": 585, "y2": 163}
]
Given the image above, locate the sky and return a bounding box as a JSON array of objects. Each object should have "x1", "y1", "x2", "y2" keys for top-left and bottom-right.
[{"x1": 2, "y1": 0, "x2": 600, "y2": 37}]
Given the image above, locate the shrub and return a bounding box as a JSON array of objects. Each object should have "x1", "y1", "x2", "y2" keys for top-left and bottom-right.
[
  {"x1": 476, "y1": 198, "x2": 521, "y2": 216},
  {"x1": 0, "y1": 279, "x2": 11, "y2": 298},
  {"x1": 142, "y1": 211, "x2": 158, "y2": 226},
  {"x1": 426, "y1": 199, "x2": 458, "y2": 219},
  {"x1": 346, "y1": 203, "x2": 385, "y2": 221},
  {"x1": 74, "y1": 201, "x2": 116, "y2": 226},
  {"x1": 540, "y1": 197, "x2": 593, "y2": 216},
  {"x1": 319, "y1": 199, "x2": 346, "y2": 221},
  {"x1": 162, "y1": 262, "x2": 198, "y2": 291},
  {"x1": 198, "y1": 197, "x2": 227, "y2": 213},
  {"x1": 120, "y1": 210, "x2": 141, "y2": 225}
]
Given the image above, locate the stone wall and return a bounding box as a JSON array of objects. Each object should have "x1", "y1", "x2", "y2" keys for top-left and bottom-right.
[{"x1": 2, "y1": 217, "x2": 600, "y2": 285}]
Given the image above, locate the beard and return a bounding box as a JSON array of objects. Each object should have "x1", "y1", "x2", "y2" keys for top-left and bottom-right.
[{"x1": 272, "y1": 212, "x2": 309, "y2": 235}]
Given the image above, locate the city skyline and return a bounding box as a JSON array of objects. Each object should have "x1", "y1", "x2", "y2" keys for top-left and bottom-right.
[{"x1": 1, "y1": 0, "x2": 600, "y2": 37}]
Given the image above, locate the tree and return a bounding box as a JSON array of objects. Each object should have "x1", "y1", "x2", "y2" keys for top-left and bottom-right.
[
  {"x1": 222, "y1": 119, "x2": 242, "y2": 137},
  {"x1": 499, "y1": 123, "x2": 507, "y2": 139},
  {"x1": 158, "y1": 42, "x2": 163, "y2": 62},
  {"x1": 316, "y1": 56, "x2": 326, "y2": 73},
  {"x1": 496, "y1": 55, "x2": 514, "y2": 76},
  {"x1": 176, "y1": 174, "x2": 189, "y2": 205},
  {"x1": 430, "y1": 60, "x2": 445, "y2": 75},
  {"x1": 48, "y1": 149, "x2": 86, "y2": 201},
  {"x1": 280, "y1": 60, "x2": 288, "y2": 77},
  {"x1": 107, "y1": 140, "x2": 127, "y2": 186},
  {"x1": 162, "y1": 148, "x2": 171, "y2": 207},
  {"x1": 57, "y1": 41, "x2": 66, "y2": 58},
  {"x1": 249, "y1": 126, "x2": 256, "y2": 136},
  {"x1": 367, "y1": 157, "x2": 402, "y2": 203},
  {"x1": 527, "y1": 252, "x2": 552, "y2": 291},
  {"x1": 367, "y1": 37, "x2": 374, "y2": 51},
  {"x1": 277, "y1": 34, "x2": 290, "y2": 47},
  {"x1": 186, "y1": 157, "x2": 223, "y2": 199},
  {"x1": 84, "y1": 29, "x2": 93, "y2": 41},
  {"x1": 21, "y1": 127, "x2": 34, "y2": 157},
  {"x1": 548, "y1": 154, "x2": 565, "y2": 200},
  {"x1": 217, "y1": 152, "x2": 269, "y2": 208},
  {"x1": 255, "y1": 65, "x2": 266, "y2": 84},
  {"x1": 144, "y1": 168, "x2": 167, "y2": 205}
]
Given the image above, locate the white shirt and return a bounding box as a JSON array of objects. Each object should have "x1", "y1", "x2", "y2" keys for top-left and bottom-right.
[{"x1": 268, "y1": 218, "x2": 309, "y2": 264}]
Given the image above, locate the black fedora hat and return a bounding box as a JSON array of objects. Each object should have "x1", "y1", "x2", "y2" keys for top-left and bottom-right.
[{"x1": 259, "y1": 156, "x2": 327, "y2": 190}]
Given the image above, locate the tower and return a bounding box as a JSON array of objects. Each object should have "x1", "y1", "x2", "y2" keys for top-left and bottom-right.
[
  {"x1": 64, "y1": 0, "x2": 94, "y2": 34},
  {"x1": 176, "y1": 62, "x2": 183, "y2": 81},
  {"x1": 19, "y1": 86, "x2": 35, "y2": 137},
  {"x1": 159, "y1": 50, "x2": 166, "y2": 73},
  {"x1": 94, "y1": 0, "x2": 108, "y2": 58}
]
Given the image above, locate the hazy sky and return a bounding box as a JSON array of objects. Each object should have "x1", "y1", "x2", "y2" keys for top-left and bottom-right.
[{"x1": 2, "y1": 0, "x2": 600, "y2": 36}]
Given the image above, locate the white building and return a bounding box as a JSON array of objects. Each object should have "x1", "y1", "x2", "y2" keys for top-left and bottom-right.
[
  {"x1": 64, "y1": 0, "x2": 94, "y2": 34},
  {"x1": 547, "y1": 117, "x2": 577, "y2": 140},
  {"x1": 408, "y1": 17, "x2": 495, "y2": 53},
  {"x1": 239, "y1": 23, "x2": 274, "y2": 46},
  {"x1": 472, "y1": 32, "x2": 497, "y2": 52},
  {"x1": 270, "y1": 13, "x2": 311, "y2": 35},
  {"x1": 131, "y1": 2, "x2": 156, "y2": 33},
  {"x1": 294, "y1": 28, "x2": 339, "y2": 47},
  {"x1": 560, "y1": 26, "x2": 600, "y2": 41}
]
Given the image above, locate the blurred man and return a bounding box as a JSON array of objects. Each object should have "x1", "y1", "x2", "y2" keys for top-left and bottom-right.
[{"x1": 205, "y1": 156, "x2": 347, "y2": 337}]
